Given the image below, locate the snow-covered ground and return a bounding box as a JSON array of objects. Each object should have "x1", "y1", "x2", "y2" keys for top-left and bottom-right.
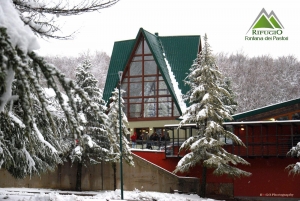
[{"x1": 0, "y1": 188, "x2": 218, "y2": 201}]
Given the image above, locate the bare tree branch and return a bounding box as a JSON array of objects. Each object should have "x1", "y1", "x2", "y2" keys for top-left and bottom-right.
[{"x1": 12, "y1": 0, "x2": 120, "y2": 39}]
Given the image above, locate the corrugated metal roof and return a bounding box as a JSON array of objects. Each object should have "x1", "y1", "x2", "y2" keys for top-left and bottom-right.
[
  {"x1": 160, "y1": 36, "x2": 200, "y2": 95},
  {"x1": 103, "y1": 28, "x2": 201, "y2": 114},
  {"x1": 142, "y1": 29, "x2": 182, "y2": 113},
  {"x1": 102, "y1": 39, "x2": 135, "y2": 101}
]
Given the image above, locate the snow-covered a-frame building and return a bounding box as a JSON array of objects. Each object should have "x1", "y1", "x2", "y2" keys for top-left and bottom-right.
[
  {"x1": 103, "y1": 28, "x2": 300, "y2": 200},
  {"x1": 103, "y1": 28, "x2": 201, "y2": 136}
]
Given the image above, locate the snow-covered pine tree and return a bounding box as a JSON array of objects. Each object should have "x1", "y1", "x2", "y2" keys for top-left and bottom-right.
[
  {"x1": 107, "y1": 87, "x2": 134, "y2": 190},
  {"x1": 174, "y1": 34, "x2": 251, "y2": 197},
  {"x1": 70, "y1": 58, "x2": 112, "y2": 191},
  {"x1": 0, "y1": 1, "x2": 102, "y2": 179},
  {"x1": 0, "y1": 84, "x2": 69, "y2": 179},
  {"x1": 286, "y1": 142, "x2": 300, "y2": 175},
  {"x1": 219, "y1": 77, "x2": 237, "y2": 115},
  {"x1": 0, "y1": 27, "x2": 67, "y2": 178},
  {"x1": 107, "y1": 88, "x2": 134, "y2": 166}
]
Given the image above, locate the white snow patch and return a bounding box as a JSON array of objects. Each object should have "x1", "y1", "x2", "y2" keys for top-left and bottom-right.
[
  {"x1": 44, "y1": 88, "x2": 56, "y2": 99},
  {"x1": 0, "y1": 0, "x2": 40, "y2": 53},
  {"x1": 46, "y1": 105, "x2": 57, "y2": 112},
  {"x1": 74, "y1": 146, "x2": 82, "y2": 156},
  {"x1": 163, "y1": 53, "x2": 186, "y2": 113},
  {"x1": 0, "y1": 67, "x2": 18, "y2": 112},
  {"x1": 203, "y1": 93, "x2": 209, "y2": 101},
  {"x1": 8, "y1": 111, "x2": 25, "y2": 128},
  {"x1": 84, "y1": 135, "x2": 94, "y2": 148},
  {"x1": 0, "y1": 188, "x2": 215, "y2": 201},
  {"x1": 177, "y1": 152, "x2": 193, "y2": 167},
  {"x1": 197, "y1": 108, "x2": 207, "y2": 119},
  {"x1": 44, "y1": 88, "x2": 69, "y2": 104},
  {"x1": 79, "y1": 112, "x2": 87, "y2": 124},
  {"x1": 22, "y1": 147, "x2": 36, "y2": 174},
  {"x1": 209, "y1": 121, "x2": 215, "y2": 129}
]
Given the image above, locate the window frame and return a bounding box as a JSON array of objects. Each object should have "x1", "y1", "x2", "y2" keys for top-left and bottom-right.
[{"x1": 121, "y1": 36, "x2": 179, "y2": 120}]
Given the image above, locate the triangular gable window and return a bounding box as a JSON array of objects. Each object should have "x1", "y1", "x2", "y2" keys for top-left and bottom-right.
[
  {"x1": 121, "y1": 36, "x2": 180, "y2": 119},
  {"x1": 135, "y1": 40, "x2": 142, "y2": 54}
]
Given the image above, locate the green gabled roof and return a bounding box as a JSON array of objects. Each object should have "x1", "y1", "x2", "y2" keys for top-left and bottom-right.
[
  {"x1": 159, "y1": 36, "x2": 200, "y2": 95},
  {"x1": 102, "y1": 39, "x2": 135, "y2": 101},
  {"x1": 103, "y1": 28, "x2": 201, "y2": 114},
  {"x1": 142, "y1": 29, "x2": 182, "y2": 114},
  {"x1": 232, "y1": 98, "x2": 300, "y2": 120}
]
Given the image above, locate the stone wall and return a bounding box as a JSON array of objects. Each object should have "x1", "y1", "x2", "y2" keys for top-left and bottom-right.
[{"x1": 0, "y1": 154, "x2": 199, "y2": 194}]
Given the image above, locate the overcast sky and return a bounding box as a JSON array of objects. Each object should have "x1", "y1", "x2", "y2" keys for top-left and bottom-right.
[{"x1": 37, "y1": 0, "x2": 300, "y2": 59}]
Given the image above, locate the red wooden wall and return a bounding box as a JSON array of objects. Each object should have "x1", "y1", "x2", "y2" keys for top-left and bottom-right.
[
  {"x1": 224, "y1": 124, "x2": 300, "y2": 157},
  {"x1": 234, "y1": 158, "x2": 300, "y2": 199},
  {"x1": 132, "y1": 149, "x2": 300, "y2": 198}
]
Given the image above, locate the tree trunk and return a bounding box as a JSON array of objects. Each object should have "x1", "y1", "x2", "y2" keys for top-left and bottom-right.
[
  {"x1": 113, "y1": 162, "x2": 116, "y2": 190},
  {"x1": 76, "y1": 162, "x2": 82, "y2": 191},
  {"x1": 200, "y1": 166, "x2": 207, "y2": 198},
  {"x1": 101, "y1": 160, "x2": 104, "y2": 190}
]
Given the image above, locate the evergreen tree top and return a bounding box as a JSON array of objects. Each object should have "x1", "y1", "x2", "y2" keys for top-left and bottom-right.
[{"x1": 175, "y1": 34, "x2": 250, "y2": 179}]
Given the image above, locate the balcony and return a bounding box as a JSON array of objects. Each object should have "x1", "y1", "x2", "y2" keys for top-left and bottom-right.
[{"x1": 161, "y1": 121, "x2": 300, "y2": 158}]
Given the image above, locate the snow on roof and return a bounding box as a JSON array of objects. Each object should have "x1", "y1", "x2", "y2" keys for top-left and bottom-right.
[
  {"x1": 0, "y1": 0, "x2": 40, "y2": 53},
  {"x1": 165, "y1": 120, "x2": 300, "y2": 128},
  {"x1": 163, "y1": 53, "x2": 187, "y2": 113}
]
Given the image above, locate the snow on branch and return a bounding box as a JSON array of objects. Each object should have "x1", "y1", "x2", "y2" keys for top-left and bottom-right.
[
  {"x1": 33, "y1": 123, "x2": 58, "y2": 153},
  {"x1": 8, "y1": 112, "x2": 25, "y2": 128},
  {"x1": 0, "y1": 67, "x2": 18, "y2": 112},
  {"x1": 22, "y1": 147, "x2": 37, "y2": 174},
  {"x1": 0, "y1": 0, "x2": 40, "y2": 52}
]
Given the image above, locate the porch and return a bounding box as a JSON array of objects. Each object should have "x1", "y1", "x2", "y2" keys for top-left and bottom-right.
[{"x1": 160, "y1": 121, "x2": 300, "y2": 158}]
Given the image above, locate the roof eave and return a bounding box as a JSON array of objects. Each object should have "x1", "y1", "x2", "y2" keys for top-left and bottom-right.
[
  {"x1": 233, "y1": 98, "x2": 300, "y2": 120},
  {"x1": 142, "y1": 29, "x2": 184, "y2": 115}
]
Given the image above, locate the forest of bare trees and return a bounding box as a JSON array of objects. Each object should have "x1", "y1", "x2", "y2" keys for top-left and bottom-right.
[
  {"x1": 44, "y1": 51, "x2": 110, "y2": 89},
  {"x1": 45, "y1": 52, "x2": 300, "y2": 114},
  {"x1": 216, "y1": 53, "x2": 300, "y2": 113}
]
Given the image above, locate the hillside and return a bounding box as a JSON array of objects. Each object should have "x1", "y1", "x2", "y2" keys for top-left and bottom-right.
[{"x1": 216, "y1": 53, "x2": 300, "y2": 113}]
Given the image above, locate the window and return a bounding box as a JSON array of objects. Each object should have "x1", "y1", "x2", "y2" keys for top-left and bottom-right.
[
  {"x1": 292, "y1": 112, "x2": 300, "y2": 120},
  {"x1": 276, "y1": 116, "x2": 289, "y2": 121},
  {"x1": 120, "y1": 36, "x2": 180, "y2": 119}
]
